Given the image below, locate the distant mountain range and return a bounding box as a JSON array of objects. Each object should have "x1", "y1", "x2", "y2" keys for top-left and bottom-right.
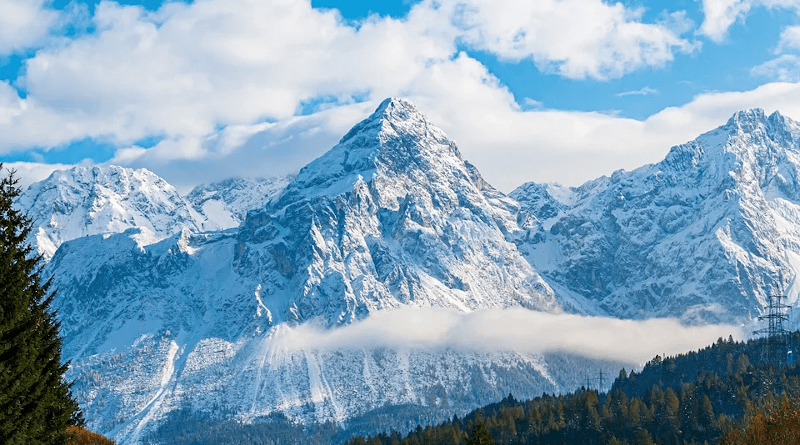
[
  {"x1": 16, "y1": 166, "x2": 289, "y2": 260},
  {"x1": 512, "y1": 108, "x2": 800, "y2": 323},
  {"x1": 16, "y1": 99, "x2": 800, "y2": 443}
]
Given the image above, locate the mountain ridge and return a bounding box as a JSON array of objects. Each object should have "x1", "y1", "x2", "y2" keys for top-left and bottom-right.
[
  {"x1": 17, "y1": 100, "x2": 800, "y2": 444},
  {"x1": 512, "y1": 107, "x2": 800, "y2": 322},
  {"x1": 15, "y1": 165, "x2": 204, "y2": 260}
]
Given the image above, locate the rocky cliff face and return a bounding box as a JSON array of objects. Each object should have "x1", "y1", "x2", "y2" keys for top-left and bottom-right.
[{"x1": 513, "y1": 109, "x2": 800, "y2": 323}]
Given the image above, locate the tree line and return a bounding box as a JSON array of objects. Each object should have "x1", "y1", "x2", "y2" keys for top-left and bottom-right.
[{"x1": 345, "y1": 333, "x2": 800, "y2": 445}]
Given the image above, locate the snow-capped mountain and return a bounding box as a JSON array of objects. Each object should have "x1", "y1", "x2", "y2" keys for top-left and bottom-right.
[
  {"x1": 185, "y1": 176, "x2": 291, "y2": 230},
  {"x1": 16, "y1": 165, "x2": 292, "y2": 261},
  {"x1": 32, "y1": 100, "x2": 800, "y2": 444},
  {"x1": 233, "y1": 97, "x2": 558, "y2": 325},
  {"x1": 16, "y1": 165, "x2": 205, "y2": 260},
  {"x1": 44, "y1": 98, "x2": 568, "y2": 444},
  {"x1": 513, "y1": 109, "x2": 800, "y2": 323}
]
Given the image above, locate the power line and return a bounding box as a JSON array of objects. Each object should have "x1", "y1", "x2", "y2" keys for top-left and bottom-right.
[{"x1": 583, "y1": 370, "x2": 607, "y2": 391}]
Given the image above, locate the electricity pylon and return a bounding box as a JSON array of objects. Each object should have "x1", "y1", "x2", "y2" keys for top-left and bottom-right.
[{"x1": 753, "y1": 294, "x2": 791, "y2": 364}]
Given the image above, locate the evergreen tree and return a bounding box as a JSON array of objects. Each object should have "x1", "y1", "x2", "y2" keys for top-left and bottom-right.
[
  {"x1": 0, "y1": 166, "x2": 82, "y2": 444},
  {"x1": 466, "y1": 423, "x2": 494, "y2": 445}
]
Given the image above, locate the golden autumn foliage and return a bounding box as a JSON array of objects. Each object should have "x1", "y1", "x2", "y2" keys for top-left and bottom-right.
[
  {"x1": 66, "y1": 426, "x2": 115, "y2": 445},
  {"x1": 721, "y1": 399, "x2": 800, "y2": 445}
]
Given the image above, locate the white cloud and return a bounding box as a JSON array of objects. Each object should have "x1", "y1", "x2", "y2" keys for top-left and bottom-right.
[
  {"x1": 777, "y1": 25, "x2": 800, "y2": 53},
  {"x1": 699, "y1": 0, "x2": 751, "y2": 41},
  {"x1": 5, "y1": 0, "x2": 800, "y2": 193},
  {"x1": 0, "y1": 0, "x2": 59, "y2": 54},
  {"x1": 749, "y1": 25, "x2": 800, "y2": 82},
  {"x1": 751, "y1": 54, "x2": 800, "y2": 81},
  {"x1": 269, "y1": 307, "x2": 741, "y2": 365},
  {"x1": 616, "y1": 86, "x2": 660, "y2": 97},
  {"x1": 0, "y1": 0, "x2": 695, "y2": 153},
  {"x1": 521, "y1": 97, "x2": 543, "y2": 109},
  {"x1": 700, "y1": 0, "x2": 800, "y2": 42},
  {"x1": 449, "y1": 0, "x2": 696, "y2": 80},
  {"x1": 0, "y1": 0, "x2": 460, "y2": 153}
]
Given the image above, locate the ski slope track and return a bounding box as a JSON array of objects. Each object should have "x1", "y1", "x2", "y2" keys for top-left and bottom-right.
[{"x1": 23, "y1": 100, "x2": 800, "y2": 443}]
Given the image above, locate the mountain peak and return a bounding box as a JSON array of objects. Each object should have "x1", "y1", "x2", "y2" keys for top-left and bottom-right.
[
  {"x1": 337, "y1": 97, "x2": 444, "y2": 147},
  {"x1": 726, "y1": 108, "x2": 767, "y2": 129},
  {"x1": 17, "y1": 164, "x2": 202, "y2": 260},
  {"x1": 278, "y1": 98, "x2": 461, "y2": 203},
  {"x1": 374, "y1": 96, "x2": 420, "y2": 118},
  {"x1": 723, "y1": 108, "x2": 797, "y2": 136}
]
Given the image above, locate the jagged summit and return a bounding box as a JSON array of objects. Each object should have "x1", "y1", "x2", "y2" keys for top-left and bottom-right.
[
  {"x1": 185, "y1": 175, "x2": 291, "y2": 230},
  {"x1": 337, "y1": 97, "x2": 448, "y2": 149},
  {"x1": 725, "y1": 108, "x2": 770, "y2": 131},
  {"x1": 16, "y1": 165, "x2": 203, "y2": 259},
  {"x1": 714, "y1": 108, "x2": 800, "y2": 147},
  {"x1": 277, "y1": 97, "x2": 464, "y2": 206},
  {"x1": 722, "y1": 108, "x2": 800, "y2": 135},
  {"x1": 656, "y1": 108, "x2": 800, "y2": 199}
]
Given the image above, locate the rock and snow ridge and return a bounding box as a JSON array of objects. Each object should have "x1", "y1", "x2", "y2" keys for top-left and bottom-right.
[
  {"x1": 233, "y1": 97, "x2": 559, "y2": 325},
  {"x1": 23, "y1": 100, "x2": 800, "y2": 444},
  {"x1": 512, "y1": 108, "x2": 800, "y2": 323},
  {"x1": 16, "y1": 166, "x2": 290, "y2": 261},
  {"x1": 184, "y1": 176, "x2": 291, "y2": 230},
  {"x1": 16, "y1": 165, "x2": 204, "y2": 260}
]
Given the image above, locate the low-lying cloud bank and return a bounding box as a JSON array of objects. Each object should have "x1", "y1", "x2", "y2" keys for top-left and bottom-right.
[{"x1": 270, "y1": 307, "x2": 742, "y2": 365}]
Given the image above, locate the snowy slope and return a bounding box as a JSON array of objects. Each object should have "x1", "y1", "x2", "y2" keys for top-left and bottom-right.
[
  {"x1": 53, "y1": 228, "x2": 612, "y2": 444},
  {"x1": 46, "y1": 99, "x2": 566, "y2": 443},
  {"x1": 16, "y1": 165, "x2": 205, "y2": 260},
  {"x1": 185, "y1": 176, "x2": 291, "y2": 230},
  {"x1": 513, "y1": 109, "x2": 800, "y2": 323}
]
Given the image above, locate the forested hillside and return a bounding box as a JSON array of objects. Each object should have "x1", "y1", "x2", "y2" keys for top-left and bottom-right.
[{"x1": 346, "y1": 333, "x2": 800, "y2": 445}]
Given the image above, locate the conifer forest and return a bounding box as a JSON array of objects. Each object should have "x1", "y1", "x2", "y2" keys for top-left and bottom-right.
[{"x1": 345, "y1": 333, "x2": 800, "y2": 445}]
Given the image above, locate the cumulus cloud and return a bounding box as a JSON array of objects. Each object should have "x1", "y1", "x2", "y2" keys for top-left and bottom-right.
[
  {"x1": 5, "y1": 0, "x2": 800, "y2": 193},
  {"x1": 0, "y1": 0, "x2": 692, "y2": 154},
  {"x1": 700, "y1": 0, "x2": 800, "y2": 42},
  {"x1": 0, "y1": 0, "x2": 60, "y2": 54},
  {"x1": 777, "y1": 25, "x2": 800, "y2": 53},
  {"x1": 268, "y1": 307, "x2": 742, "y2": 365},
  {"x1": 450, "y1": 0, "x2": 696, "y2": 80},
  {"x1": 750, "y1": 24, "x2": 800, "y2": 82},
  {"x1": 699, "y1": 0, "x2": 751, "y2": 41},
  {"x1": 751, "y1": 54, "x2": 800, "y2": 82}
]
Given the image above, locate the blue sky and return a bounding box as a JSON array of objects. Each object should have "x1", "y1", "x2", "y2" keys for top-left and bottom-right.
[{"x1": 2, "y1": 0, "x2": 800, "y2": 191}]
